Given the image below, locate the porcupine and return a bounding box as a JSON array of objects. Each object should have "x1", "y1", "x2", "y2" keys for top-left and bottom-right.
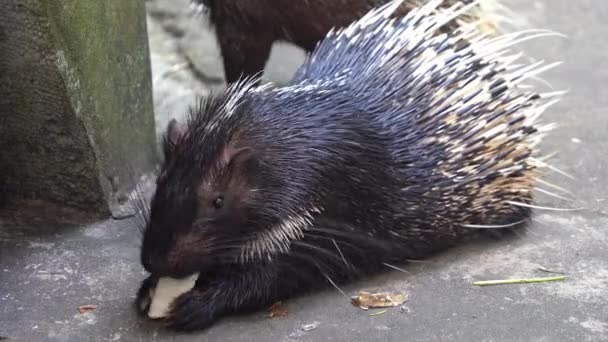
[
  {"x1": 191, "y1": 0, "x2": 511, "y2": 84},
  {"x1": 136, "y1": 0, "x2": 563, "y2": 331}
]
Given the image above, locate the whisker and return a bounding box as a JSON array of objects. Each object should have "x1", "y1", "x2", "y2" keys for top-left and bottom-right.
[
  {"x1": 292, "y1": 240, "x2": 353, "y2": 267},
  {"x1": 405, "y1": 259, "x2": 427, "y2": 263},
  {"x1": 287, "y1": 251, "x2": 340, "y2": 273},
  {"x1": 536, "y1": 151, "x2": 559, "y2": 162},
  {"x1": 124, "y1": 163, "x2": 152, "y2": 235},
  {"x1": 129, "y1": 186, "x2": 147, "y2": 232},
  {"x1": 536, "y1": 178, "x2": 574, "y2": 195},
  {"x1": 304, "y1": 231, "x2": 370, "y2": 254},
  {"x1": 304, "y1": 230, "x2": 359, "y2": 249},
  {"x1": 530, "y1": 158, "x2": 575, "y2": 180},
  {"x1": 381, "y1": 262, "x2": 411, "y2": 275},
  {"x1": 322, "y1": 272, "x2": 348, "y2": 298},
  {"x1": 309, "y1": 226, "x2": 395, "y2": 251},
  {"x1": 332, "y1": 239, "x2": 350, "y2": 268},
  {"x1": 535, "y1": 187, "x2": 574, "y2": 202},
  {"x1": 462, "y1": 218, "x2": 528, "y2": 229},
  {"x1": 506, "y1": 201, "x2": 585, "y2": 211}
]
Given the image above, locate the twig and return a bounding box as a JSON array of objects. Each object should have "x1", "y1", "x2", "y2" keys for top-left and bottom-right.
[
  {"x1": 473, "y1": 275, "x2": 566, "y2": 286},
  {"x1": 369, "y1": 309, "x2": 388, "y2": 316}
]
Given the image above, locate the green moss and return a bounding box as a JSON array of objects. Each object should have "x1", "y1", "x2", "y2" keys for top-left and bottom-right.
[{"x1": 44, "y1": 0, "x2": 157, "y2": 198}]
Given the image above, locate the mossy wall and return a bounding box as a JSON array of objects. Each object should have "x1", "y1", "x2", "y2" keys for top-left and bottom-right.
[{"x1": 0, "y1": 0, "x2": 157, "y2": 221}]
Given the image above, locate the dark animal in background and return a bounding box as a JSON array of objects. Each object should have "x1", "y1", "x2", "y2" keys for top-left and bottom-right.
[
  {"x1": 135, "y1": 0, "x2": 564, "y2": 331},
  {"x1": 193, "y1": 0, "x2": 506, "y2": 84}
]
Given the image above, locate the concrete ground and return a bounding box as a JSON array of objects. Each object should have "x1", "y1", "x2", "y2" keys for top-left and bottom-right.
[{"x1": 1, "y1": 0, "x2": 607, "y2": 341}]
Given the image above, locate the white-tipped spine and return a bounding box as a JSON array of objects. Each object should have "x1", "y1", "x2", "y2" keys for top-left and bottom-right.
[{"x1": 233, "y1": 0, "x2": 568, "y2": 263}]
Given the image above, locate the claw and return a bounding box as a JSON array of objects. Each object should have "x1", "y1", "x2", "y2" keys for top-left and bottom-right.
[
  {"x1": 135, "y1": 276, "x2": 158, "y2": 317},
  {"x1": 164, "y1": 290, "x2": 221, "y2": 331}
]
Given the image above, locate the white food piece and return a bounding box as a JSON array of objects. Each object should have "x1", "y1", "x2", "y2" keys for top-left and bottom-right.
[{"x1": 147, "y1": 273, "x2": 200, "y2": 319}]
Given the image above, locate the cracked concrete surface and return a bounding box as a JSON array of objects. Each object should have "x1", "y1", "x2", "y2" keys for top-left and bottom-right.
[{"x1": 1, "y1": 0, "x2": 607, "y2": 341}]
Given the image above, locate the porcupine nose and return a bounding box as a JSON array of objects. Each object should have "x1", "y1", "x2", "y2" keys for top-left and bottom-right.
[{"x1": 142, "y1": 247, "x2": 191, "y2": 278}]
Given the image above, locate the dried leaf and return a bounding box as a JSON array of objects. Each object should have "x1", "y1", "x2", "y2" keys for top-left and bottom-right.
[
  {"x1": 351, "y1": 291, "x2": 408, "y2": 310},
  {"x1": 78, "y1": 304, "x2": 98, "y2": 314},
  {"x1": 268, "y1": 301, "x2": 288, "y2": 318}
]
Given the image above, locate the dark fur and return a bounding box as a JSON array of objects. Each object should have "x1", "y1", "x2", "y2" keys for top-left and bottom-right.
[
  {"x1": 194, "y1": 0, "x2": 483, "y2": 84},
  {"x1": 136, "y1": 1, "x2": 554, "y2": 331}
]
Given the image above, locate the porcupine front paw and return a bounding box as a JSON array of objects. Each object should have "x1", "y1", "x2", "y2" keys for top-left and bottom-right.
[
  {"x1": 135, "y1": 275, "x2": 158, "y2": 316},
  {"x1": 165, "y1": 288, "x2": 223, "y2": 331}
]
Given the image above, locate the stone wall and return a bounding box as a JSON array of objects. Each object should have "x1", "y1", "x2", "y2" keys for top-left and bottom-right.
[{"x1": 0, "y1": 0, "x2": 157, "y2": 222}]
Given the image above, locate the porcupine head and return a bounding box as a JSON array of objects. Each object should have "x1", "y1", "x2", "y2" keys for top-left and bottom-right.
[
  {"x1": 139, "y1": 89, "x2": 304, "y2": 279},
  {"x1": 141, "y1": 122, "x2": 247, "y2": 278}
]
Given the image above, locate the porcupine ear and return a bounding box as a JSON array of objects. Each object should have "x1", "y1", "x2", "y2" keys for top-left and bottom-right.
[
  {"x1": 220, "y1": 145, "x2": 259, "y2": 181},
  {"x1": 222, "y1": 146, "x2": 255, "y2": 169},
  {"x1": 162, "y1": 118, "x2": 186, "y2": 157}
]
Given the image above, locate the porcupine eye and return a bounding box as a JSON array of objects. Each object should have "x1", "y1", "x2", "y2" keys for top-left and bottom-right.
[{"x1": 212, "y1": 196, "x2": 224, "y2": 209}]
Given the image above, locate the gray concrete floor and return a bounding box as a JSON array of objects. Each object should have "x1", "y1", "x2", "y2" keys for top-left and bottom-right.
[{"x1": 1, "y1": 0, "x2": 607, "y2": 341}]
